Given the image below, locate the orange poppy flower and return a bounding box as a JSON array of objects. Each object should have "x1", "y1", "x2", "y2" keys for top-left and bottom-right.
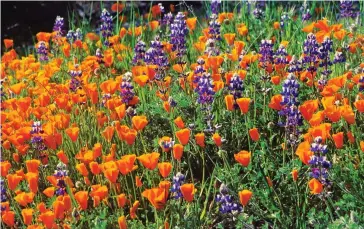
[
  {"x1": 273, "y1": 21, "x2": 280, "y2": 30},
  {"x1": 102, "y1": 126, "x2": 115, "y2": 142},
  {"x1": 25, "y1": 172, "x2": 39, "y2": 193},
  {"x1": 308, "y1": 178, "x2": 323, "y2": 194},
  {"x1": 174, "y1": 116, "x2": 185, "y2": 129},
  {"x1": 76, "y1": 163, "x2": 89, "y2": 176},
  {"x1": 104, "y1": 168, "x2": 119, "y2": 183},
  {"x1": 43, "y1": 187, "x2": 55, "y2": 198},
  {"x1": 173, "y1": 144, "x2": 184, "y2": 161},
  {"x1": 142, "y1": 187, "x2": 169, "y2": 210},
  {"x1": 21, "y1": 208, "x2": 33, "y2": 225},
  {"x1": 53, "y1": 199, "x2": 65, "y2": 219},
  {"x1": 180, "y1": 183, "x2": 196, "y2": 202},
  {"x1": 149, "y1": 20, "x2": 159, "y2": 31},
  {"x1": 39, "y1": 211, "x2": 55, "y2": 229},
  {"x1": 237, "y1": 24, "x2": 248, "y2": 36},
  {"x1": 6, "y1": 173, "x2": 23, "y2": 190},
  {"x1": 4, "y1": 39, "x2": 13, "y2": 49},
  {"x1": 249, "y1": 128, "x2": 260, "y2": 142},
  {"x1": 14, "y1": 192, "x2": 35, "y2": 207},
  {"x1": 9, "y1": 82, "x2": 26, "y2": 95},
  {"x1": 118, "y1": 215, "x2": 127, "y2": 229},
  {"x1": 332, "y1": 132, "x2": 344, "y2": 149},
  {"x1": 299, "y1": 99, "x2": 319, "y2": 120},
  {"x1": 65, "y1": 127, "x2": 79, "y2": 142},
  {"x1": 137, "y1": 152, "x2": 160, "y2": 170},
  {"x1": 2, "y1": 211, "x2": 15, "y2": 227},
  {"x1": 212, "y1": 133, "x2": 222, "y2": 147},
  {"x1": 295, "y1": 141, "x2": 314, "y2": 165},
  {"x1": 125, "y1": 128, "x2": 137, "y2": 145},
  {"x1": 225, "y1": 95, "x2": 234, "y2": 111},
  {"x1": 354, "y1": 100, "x2": 364, "y2": 112},
  {"x1": 74, "y1": 191, "x2": 88, "y2": 210},
  {"x1": 132, "y1": 115, "x2": 148, "y2": 131},
  {"x1": 347, "y1": 131, "x2": 355, "y2": 144},
  {"x1": 360, "y1": 141, "x2": 364, "y2": 152},
  {"x1": 130, "y1": 201, "x2": 139, "y2": 219},
  {"x1": 117, "y1": 154, "x2": 136, "y2": 175},
  {"x1": 117, "y1": 194, "x2": 127, "y2": 208},
  {"x1": 292, "y1": 169, "x2": 298, "y2": 181},
  {"x1": 100, "y1": 79, "x2": 119, "y2": 95},
  {"x1": 234, "y1": 151, "x2": 251, "y2": 167},
  {"x1": 111, "y1": 3, "x2": 124, "y2": 12},
  {"x1": 238, "y1": 190, "x2": 252, "y2": 206},
  {"x1": 223, "y1": 33, "x2": 236, "y2": 46},
  {"x1": 56, "y1": 150, "x2": 69, "y2": 164},
  {"x1": 271, "y1": 75, "x2": 280, "y2": 85},
  {"x1": 36, "y1": 32, "x2": 52, "y2": 42},
  {"x1": 269, "y1": 94, "x2": 283, "y2": 110},
  {"x1": 89, "y1": 162, "x2": 101, "y2": 175},
  {"x1": 158, "y1": 162, "x2": 172, "y2": 178},
  {"x1": 0, "y1": 161, "x2": 11, "y2": 177},
  {"x1": 176, "y1": 128, "x2": 190, "y2": 145},
  {"x1": 26, "y1": 159, "x2": 40, "y2": 173},
  {"x1": 135, "y1": 175, "x2": 143, "y2": 187},
  {"x1": 195, "y1": 133, "x2": 205, "y2": 147},
  {"x1": 236, "y1": 98, "x2": 251, "y2": 114},
  {"x1": 186, "y1": 17, "x2": 197, "y2": 31}
]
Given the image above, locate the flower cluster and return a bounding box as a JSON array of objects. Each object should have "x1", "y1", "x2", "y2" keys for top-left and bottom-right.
[
  {"x1": 279, "y1": 73, "x2": 302, "y2": 146},
  {"x1": 228, "y1": 73, "x2": 244, "y2": 101},
  {"x1": 145, "y1": 36, "x2": 169, "y2": 80},
  {"x1": 216, "y1": 184, "x2": 243, "y2": 214},
  {"x1": 120, "y1": 72, "x2": 135, "y2": 105},
  {"x1": 274, "y1": 44, "x2": 289, "y2": 65},
  {"x1": 0, "y1": 178, "x2": 7, "y2": 208},
  {"x1": 66, "y1": 28, "x2": 83, "y2": 43},
  {"x1": 205, "y1": 13, "x2": 221, "y2": 56},
  {"x1": 37, "y1": 41, "x2": 48, "y2": 62},
  {"x1": 339, "y1": 0, "x2": 360, "y2": 19},
  {"x1": 253, "y1": 2, "x2": 265, "y2": 19},
  {"x1": 317, "y1": 37, "x2": 334, "y2": 88},
  {"x1": 171, "y1": 172, "x2": 185, "y2": 199},
  {"x1": 194, "y1": 58, "x2": 215, "y2": 106},
  {"x1": 211, "y1": 0, "x2": 221, "y2": 15},
  {"x1": 69, "y1": 64, "x2": 82, "y2": 92},
  {"x1": 53, "y1": 162, "x2": 69, "y2": 196},
  {"x1": 30, "y1": 121, "x2": 47, "y2": 153},
  {"x1": 171, "y1": 12, "x2": 188, "y2": 62},
  {"x1": 308, "y1": 137, "x2": 332, "y2": 186},
  {"x1": 100, "y1": 9, "x2": 113, "y2": 46},
  {"x1": 303, "y1": 33, "x2": 319, "y2": 73},
  {"x1": 52, "y1": 16, "x2": 64, "y2": 44},
  {"x1": 287, "y1": 56, "x2": 303, "y2": 73},
  {"x1": 132, "y1": 37, "x2": 146, "y2": 65}
]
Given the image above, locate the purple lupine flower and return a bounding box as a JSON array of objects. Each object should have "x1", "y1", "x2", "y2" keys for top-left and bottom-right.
[
  {"x1": 303, "y1": 33, "x2": 319, "y2": 74},
  {"x1": 0, "y1": 178, "x2": 7, "y2": 207},
  {"x1": 340, "y1": 0, "x2": 360, "y2": 19},
  {"x1": 216, "y1": 184, "x2": 243, "y2": 214},
  {"x1": 308, "y1": 136, "x2": 332, "y2": 186},
  {"x1": 205, "y1": 13, "x2": 221, "y2": 56},
  {"x1": 171, "y1": 12, "x2": 188, "y2": 62},
  {"x1": 278, "y1": 73, "x2": 303, "y2": 147},
  {"x1": 53, "y1": 16, "x2": 64, "y2": 35},
  {"x1": 132, "y1": 37, "x2": 146, "y2": 65},
  {"x1": 75, "y1": 28, "x2": 83, "y2": 41},
  {"x1": 160, "y1": 12, "x2": 174, "y2": 26},
  {"x1": 52, "y1": 16, "x2": 64, "y2": 44},
  {"x1": 145, "y1": 36, "x2": 169, "y2": 80},
  {"x1": 274, "y1": 44, "x2": 289, "y2": 65},
  {"x1": 168, "y1": 96, "x2": 177, "y2": 108},
  {"x1": 120, "y1": 72, "x2": 135, "y2": 105},
  {"x1": 69, "y1": 64, "x2": 82, "y2": 92},
  {"x1": 317, "y1": 37, "x2": 334, "y2": 88},
  {"x1": 96, "y1": 48, "x2": 104, "y2": 64},
  {"x1": 358, "y1": 75, "x2": 364, "y2": 92},
  {"x1": 171, "y1": 172, "x2": 185, "y2": 199},
  {"x1": 302, "y1": 9, "x2": 312, "y2": 21},
  {"x1": 280, "y1": 13, "x2": 289, "y2": 28},
  {"x1": 100, "y1": 9, "x2": 113, "y2": 46},
  {"x1": 194, "y1": 70, "x2": 215, "y2": 105},
  {"x1": 54, "y1": 162, "x2": 69, "y2": 196},
  {"x1": 30, "y1": 121, "x2": 47, "y2": 153},
  {"x1": 259, "y1": 39, "x2": 274, "y2": 74},
  {"x1": 287, "y1": 56, "x2": 303, "y2": 73},
  {"x1": 66, "y1": 28, "x2": 83, "y2": 43},
  {"x1": 253, "y1": 1, "x2": 265, "y2": 19},
  {"x1": 37, "y1": 41, "x2": 48, "y2": 62},
  {"x1": 333, "y1": 51, "x2": 346, "y2": 64},
  {"x1": 211, "y1": 0, "x2": 221, "y2": 15},
  {"x1": 228, "y1": 73, "x2": 244, "y2": 102}
]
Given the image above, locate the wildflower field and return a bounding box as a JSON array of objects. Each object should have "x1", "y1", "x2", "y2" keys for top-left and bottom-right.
[{"x1": 1, "y1": 1, "x2": 364, "y2": 228}]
